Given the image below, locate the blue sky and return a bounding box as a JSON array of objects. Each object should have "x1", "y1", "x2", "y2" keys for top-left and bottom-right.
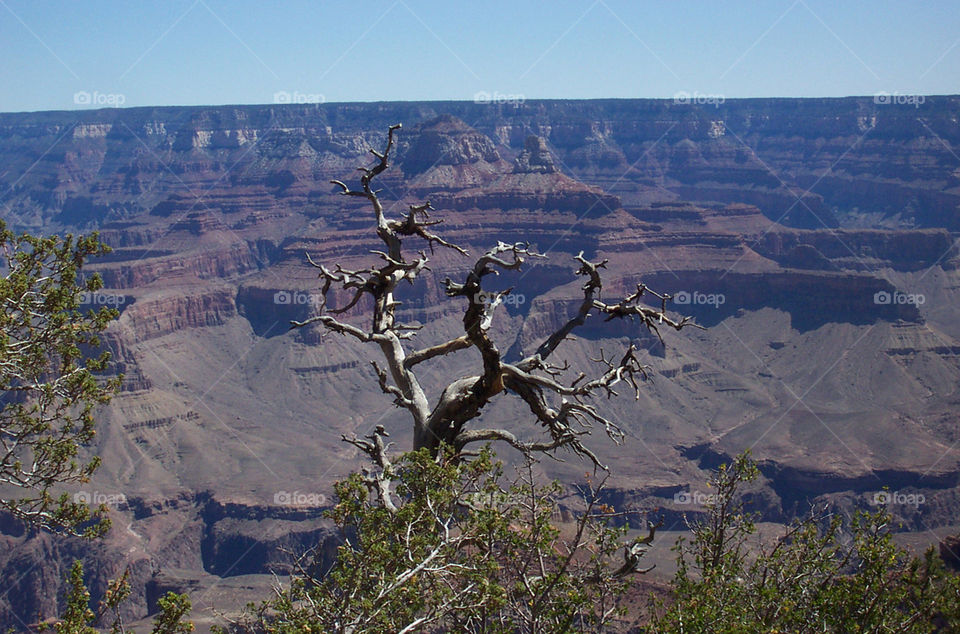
[{"x1": 1, "y1": 0, "x2": 957, "y2": 112}]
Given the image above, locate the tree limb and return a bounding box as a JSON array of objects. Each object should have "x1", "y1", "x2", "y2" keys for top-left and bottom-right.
[
  {"x1": 303, "y1": 125, "x2": 697, "y2": 471},
  {"x1": 342, "y1": 425, "x2": 397, "y2": 513}
]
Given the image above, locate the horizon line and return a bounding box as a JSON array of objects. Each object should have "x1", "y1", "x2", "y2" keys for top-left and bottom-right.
[{"x1": 3, "y1": 93, "x2": 958, "y2": 117}]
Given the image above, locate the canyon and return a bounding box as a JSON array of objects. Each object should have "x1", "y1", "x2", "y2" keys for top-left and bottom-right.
[{"x1": 1, "y1": 97, "x2": 959, "y2": 628}]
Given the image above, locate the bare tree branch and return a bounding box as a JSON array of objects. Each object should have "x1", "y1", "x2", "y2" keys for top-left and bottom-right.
[
  {"x1": 390, "y1": 202, "x2": 468, "y2": 255},
  {"x1": 342, "y1": 425, "x2": 397, "y2": 513},
  {"x1": 404, "y1": 335, "x2": 471, "y2": 369},
  {"x1": 612, "y1": 518, "x2": 663, "y2": 577},
  {"x1": 298, "y1": 125, "x2": 698, "y2": 470}
]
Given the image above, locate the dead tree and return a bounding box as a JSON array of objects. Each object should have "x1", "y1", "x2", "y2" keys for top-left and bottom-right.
[{"x1": 292, "y1": 124, "x2": 697, "y2": 470}]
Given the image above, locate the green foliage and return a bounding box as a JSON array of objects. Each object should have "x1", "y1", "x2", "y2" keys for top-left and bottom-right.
[
  {"x1": 0, "y1": 220, "x2": 121, "y2": 536},
  {"x1": 653, "y1": 451, "x2": 960, "y2": 633},
  {"x1": 42, "y1": 561, "x2": 193, "y2": 633},
  {"x1": 489, "y1": 468, "x2": 634, "y2": 632},
  {"x1": 45, "y1": 561, "x2": 96, "y2": 634},
  {"x1": 102, "y1": 569, "x2": 133, "y2": 634},
  {"x1": 151, "y1": 594, "x2": 194, "y2": 634},
  {"x1": 222, "y1": 447, "x2": 642, "y2": 633}
]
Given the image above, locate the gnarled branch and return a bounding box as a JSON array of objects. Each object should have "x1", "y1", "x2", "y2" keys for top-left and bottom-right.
[
  {"x1": 613, "y1": 518, "x2": 663, "y2": 577},
  {"x1": 342, "y1": 425, "x2": 397, "y2": 513},
  {"x1": 301, "y1": 125, "x2": 698, "y2": 470}
]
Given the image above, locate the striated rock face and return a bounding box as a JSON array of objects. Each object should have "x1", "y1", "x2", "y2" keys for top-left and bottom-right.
[
  {"x1": 118, "y1": 288, "x2": 238, "y2": 342},
  {"x1": 1, "y1": 98, "x2": 960, "y2": 627},
  {"x1": 514, "y1": 135, "x2": 559, "y2": 174},
  {"x1": 400, "y1": 114, "x2": 502, "y2": 175},
  {"x1": 98, "y1": 239, "x2": 264, "y2": 289},
  {"x1": 435, "y1": 170, "x2": 622, "y2": 214}
]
